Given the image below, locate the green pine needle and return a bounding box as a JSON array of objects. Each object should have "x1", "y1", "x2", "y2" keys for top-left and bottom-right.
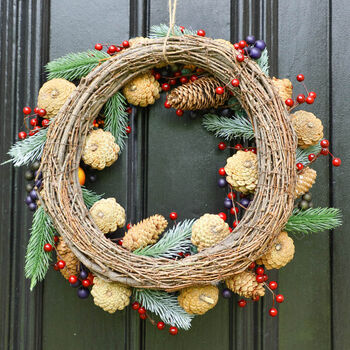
[
  {"x1": 296, "y1": 144, "x2": 321, "y2": 165},
  {"x1": 25, "y1": 207, "x2": 55, "y2": 290},
  {"x1": 149, "y1": 24, "x2": 196, "y2": 38},
  {"x1": 45, "y1": 50, "x2": 109, "y2": 81},
  {"x1": 104, "y1": 92, "x2": 129, "y2": 151},
  {"x1": 133, "y1": 289, "x2": 194, "y2": 330},
  {"x1": 202, "y1": 112, "x2": 254, "y2": 141},
  {"x1": 256, "y1": 49, "x2": 269, "y2": 75},
  {"x1": 3, "y1": 128, "x2": 47, "y2": 167},
  {"x1": 285, "y1": 207, "x2": 342, "y2": 234},
  {"x1": 81, "y1": 187, "x2": 104, "y2": 208},
  {"x1": 134, "y1": 219, "x2": 195, "y2": 259}
]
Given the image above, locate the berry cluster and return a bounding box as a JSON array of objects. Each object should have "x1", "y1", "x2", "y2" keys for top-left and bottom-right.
[
  {"x1": 18, "y1": 106, "x2": 49, "y2": 140},
  {"x1": 285, "y1": 74, "x2": 316, "y2": 108},
  {"x1": 24, "y1": 161, "x2": 42, "y2": 211},
  {"x1": 94, "y1": 40, "x2": 130, "y2": 55}
]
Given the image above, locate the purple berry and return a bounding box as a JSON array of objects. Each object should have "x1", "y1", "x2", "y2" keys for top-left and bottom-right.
[
  {"x1": 35, "y1": 179, "x2": 42, "y2": 189},
  {"x1": 28, "y1": 202, "x2": 37, "y2": 211},
  {"x1": 222, "y1": 288, "x2": 233, "y2": 298},
  {"x1": 30, "y1": 189, "x2": 38, "y2": 201},
  {"x1": 240, "y1": 198, "x2": 250, "y2": 207},
  {"x1": 218, "y1": 178, "x2": 227, "y2": 188},
  {"x1": 77, "y1": 287, "x2": 90, "y2": 299},
  {"x1": 245, "y1": 35, "x2": 256, "y2": 45},
  {"x1": 80, "y1": 270, "x2": 88, "y2": 279},
  {"x1": 34, "y1": 171, "x2": 42, "y2": 180},
  {"x1": 25, "y1": 195, "x2": 33, "y2": 205},
  {"x1": 249, "y1": 47, "x2": 262, "y2": 59},
  {"x1": 70, "y1": 280, "x2": 81, "y2": 288},
  {"x1": 224, "y1": 198, "x2": 233, "y2": 209},
  {"x1": 89, "y1": 174, "x2": 97, "y2": 183},
  {"x1": 244, "y1": 46, "x2": 251, "y2": 55},
  {"x1": 254, "y1": 39, "x2": 266, "y2": 51}
]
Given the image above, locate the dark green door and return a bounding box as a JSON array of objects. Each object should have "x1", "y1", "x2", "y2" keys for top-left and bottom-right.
[{"x1": 1, "y1": 0, "x2": 349, "y2": 349}]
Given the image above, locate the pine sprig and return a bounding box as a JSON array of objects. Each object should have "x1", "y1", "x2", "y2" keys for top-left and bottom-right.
[
  {"x1": 285, "y1": 207, "x2": 342, "y2": 234},
  {"x1": 82, "y1": 187, "x2": 104, "y2": 208},
  {"x1": 256, "y1": 49, "x2": 269, "y2": 75},
  {"x1": 25, "y1": 206, "x2": 55, "y2": 290},
  {"x1": 149, "y1": 24, "x2": 196, "y2": 38},
  {"x1": 202, "y1": 112, "x2": 254, "y2": 141},
  {"x1": 296, "y1": 144, "x2": 321, "y2": 165},
  {"x1": 45, "y1": 50, "x2": 109, "y2": 81},
  {"x1": 133, "y1": 289, "x2": 194, "y2": 330},
  {"x1": 104, "y1": 92, "x2": 129, "y2": 151},
  {"x1": 3, "y1": 128, "x2": 47, "y2": 167},
  {"x1": 134, "y1": 219, "x2": 195, "y2": 259}
]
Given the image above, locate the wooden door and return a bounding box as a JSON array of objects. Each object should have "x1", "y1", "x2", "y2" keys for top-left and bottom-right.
[{"x1": 1, "y1": 0, "x2": 349, "y2": 349}]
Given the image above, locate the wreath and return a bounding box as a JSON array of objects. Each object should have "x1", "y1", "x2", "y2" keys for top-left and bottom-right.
[{"x1": 4, "y1": 24, "x2": 342, "y2": 335}]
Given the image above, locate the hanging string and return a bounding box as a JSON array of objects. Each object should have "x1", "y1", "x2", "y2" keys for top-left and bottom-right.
[{"x1": 162, "y1": 0, "x2": 178, "y2": 63}]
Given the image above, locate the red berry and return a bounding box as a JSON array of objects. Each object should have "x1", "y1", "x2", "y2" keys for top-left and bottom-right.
[
  {"x1": 309, "y1": 91, "x2": 317, "y2": 99},
  {"x1": 230, "y1": 207, "x2": 239, "y2": 215},
  {"x1": 53, "y1": 263, "x2": 59, "y2": 271},
  {"x1": 197, "y1": 29, "x2": 206, "y2": 37},
  {"x1": 244, "y1": 148, "x2": 249, "y2": 152},
  {"x1": 164, "y1": 100, "x2": 171, "y2": 109},
  {"x1": 296, "y1": 74, "x2": 304, "y2": 82},
  {"x1": 154, "y1": 72, "x2": 161, "y2": 80},
  {"x1": 218, "y1": 142, "x2": 226, "y2": 150},
  {"x1": 126, "y1": 223, "x2": 132, "y2": 230},
  {"x1": 269, "y1": 307, "x2": 278, "y2": 317},
  {"x1": 333, "y1": 158, "x2": 341, "y2": 167},
  {"x1": 118, "y1": 239, "x2": 123, "y2": 246},
  {"x1": 238, "y1": 48, "x2": 245, "y2": 54},
  {"x1": 169, "y1": 326, "x2": 178, "y2": 335},
  {"x1": 320, "y1": 148, "x2": 329, "y2": 155},
  {"x1": 239, "y1": 40, "x2": 247, "y2": 49},
  {"x1": 233, "y1": 43, "x2": 240, "y2": 50},
  {"x1": 269, "y1": 281, "x2": 278, "y2": 290},
  {"x1": 23, "y1": 106, "x2": 32, "y2": 115},
  {"x1": 320, "y1": 139, "x2": 330, "y2": 148},
  {"x1": 132, "y1": 302, "x2": 140, "y2": 310},
  {"x1": 108, "y1": 45, "x2": 117, "y2": 53},
  {"x1": 190, "y1": 75, "x2": 198, "y2": 82},
  {"x1": 296, "y1": 163, "x2": 304, "y2": 170},
  {"x1": 169, "y1": 212, "x2": 178, "y2": 220},
  {"x1": 57, "y1": 260, "x2": 66, "y2": 269},
  {"x1": 251, "y1": 147, "x2": 257, "y2": 154},
  {"x1": 169, "y1": 78, "x2": 177, "y2": 85},
  {"x1": 82, "y1": 279, "x2": 91, "y2": 287},
  {"x1": 174, "y1": 71, "x2": 181, "y2": 77},
  {"x1": 176, "y1": 109, "x2": 184, "y2": 117},
  {"x1": 30, "y1": 118, "x2": 38, "y2": 127},
  {"x1": 180, "y1": 76, "x2": 188, "y2": 84},
  {"x1": 234, "y1": 144, "x2": 243, "y2": 150},
  {"x1": 69, "y1": 275, "x2": 78, "y2": 284},
  {"x1": 157, "y1": 321, "x2": 165, "y2": 330},
  {"x1": 256, "y1": 267, "x2": 264, "y2": 275},
  {"x1": 238, "y1": 299, "x2": 247, "y2": 308},
  {"x1": 256, "y1": 275, "x2": 264, "y2": 283},
  {"x1": 263, "y1": 273, "x2": 268, "y2": 282},
  {"x1": 236, "y1": 54, "x2": 245, "y2": 62},
  {"x1": 233, "y1": 220, "x2": 240, "y2": 228},
  {"x1": 126, "y1": 107, "x2": 132, "y2": 114},
  {"x1": 54, "y1": 235, "x2": 59, "y2": 243},
  {"x1": 252, "y1": 295, "x2": 260, "y2": 301},
  {"x1": 249, "y1": 262, "x2": 256, "y2": 269},
  {"x1": 28, "y1": 130, "x2": 36, "y2": 136},
  {"x1": 18, "y1": 131, "x2": 27, "y2": 140},
  {"x1": 296, "y1": 94, "x2": 305, "y2": 104},
  {"x1": 218, "y1": 167, "x2": 226, "y2": 176},
  {"x1": 106, "y1": 49, "x2": 111, "y2": 55},
  {"x1": 44, "y1": 243, "x2": 53, "y2": 252},
  {"x1": 38, "y1": 108, "x2": 46, "y2": 117},
  {"x1": 42, "y1": 119, "x2": 50, "y2": 127},
  {"x1": 231, "y1": 78, "x2": 240, "y2": 87},
  {"x1": 229, "y1": 227, "x2": 233, "y2": 233},
  {"x1": 276, "y1": 294, "x2": 284, "y2": 303},
  {"x1": 308, "y1": 153, "x2": 316, "y2": 162},
  {"x1": 34, "y1": 126, "x2": 41, "y2": 131},
  {"x1": 122, "y1": 40, "x2": 130, "y2": 48},
  {"x1": 138, "y1": 307, "x2": 146, "y2": 315},
  {"x1": 126, "y1": 126, "x2": 131, "y2": 134},
  {"x1": 117, "y1": 47, "x2": 123, "y2": 53},
  {"x1": 227, "y1": 192, "x2": 236, "y2": 200},
  {"x1": 285, "y1": 98, "x2": 294, "y2": 107},
  {"x1": 306, "y1": 96, "x2": 314, "y2": 104},
  {"x1": 139, "y1": 313, "x2": 147, "y2": 320},
  {"x1": 162, "y1": 83, "x2": 170, "y2": 91},
  {"x1": 94, "y1": 43, "x2": 103, "y2": 51},
  {"x1": 34, "y1": 107, "x2": 40, "y2": 114},
  {"x1": 218, "y1": 212, "x2": 227, "y2": 221},
  {"x1": 179, "y1": 26, "x2": 185, "y2": 33}
]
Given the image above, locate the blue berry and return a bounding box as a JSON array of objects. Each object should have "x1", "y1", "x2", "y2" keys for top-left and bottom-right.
[
  {"x1": 249, "y1": 47, "x2": 262, "y2": 59},
  {"x1": 30, "y1": 189, "x2": 38, "y2": 201},
  {"x1": 245, "y1": 35, "x2": 256, "y2": 45},
  {"x1": 224, "y1": 198, "x2": 233, "y2": 209},
  {"x1": 70, "y1": 280, "x2": 81, "y2": 288},
  {"x1": 254, "y1": 40, "x2": 266, "y2": 51},
  {"x1": 25, "y1": 195, "x2": 33, "y2": 205},
  {"x1": 222, "y1": 288, "x2": 233, "y2": 298},
  {"x1": 28, "y1": 202, "x2": 37, "y2": 211},
  {"x1": 77, "y1": 287, "x2": 90, "y2": 299},
  {"x1": 80, "y1": 270, "x2": 88, "y2": 279},
  {"x1": 218, "y1": 178, "x2": 227, "y2": 188},
  {"x1": 240, "y1": 198, "x2": 250, "y2": 207}
]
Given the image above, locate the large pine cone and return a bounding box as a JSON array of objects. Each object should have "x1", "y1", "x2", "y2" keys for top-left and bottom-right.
[
  {"x1": 225, "y1": 271, "x2": 265, "y2": 299},
  {"x1": 122, "y1": 214, "x2": 168, "y2": 251},
  {"x1": 91, "y1": 277, "x2": 131, "y2": 313},
  {"x1": 256, "y1": 231, "x2": 295, "y2": 270},
  {"x1": 295, "y1": 167, "x2": 317, "y2": 198},
  {"x1": 37, "y1": 78, "x2": 76, "y2": 118},
  {"x1": 82, "y1": 129, "x2": 120, "y2": 170},
  {"x1": 90, "y1": 198, "x2": 126, "y2": 233},
  {"x1": 56, "y1": 237, "x2": 80, "y2": 279},
  {"x1": 272, "y1": 77, "x2": 293, "y2": 102},
  {"x1": 291, "y1": 110, "x2": 324, "y2": 149},
  {"x1": 178, "y1": 285, "x2": 219, "y2": 315},
  {"x1": 167, "y1": 77, "x2": 229, "y2": 110},
  {"x1": 224, "y1": 151, "x2": 258, "y2": 193},
  {"x1": 123, "y1": 72, "x2": 160, "y2": 107},
  {"x1": 191, "y1": 214, "x2": 231, "y2": 251}
]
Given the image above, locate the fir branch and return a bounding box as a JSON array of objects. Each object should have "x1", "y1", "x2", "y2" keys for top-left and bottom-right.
[
  {"x1": 134, "y1": 219, "x2": 195, "y2": 259},
  {"x1": 149, "y1": 24, "x2": 196, "y2": 38},
  {"x1": 104, "y1": 92, "x2": 129, "y2": 151},
  {"x1": 296, "y1": 144, "x2": 321, "y2": 165},
  {"x1": 285, "y1": 207, "x2": 342, "y2": 234},
  {"x1": 3, "y1": 128, "x2": 47, "y2": 167},
  {"x1": 25, "y1": 207, "x2": 55, "y2": 290},
  {"x1": 45, "y1": 50, "x2": 109, "y2": 81},
  {"x1": 133, "y1": 289, "x2": 194, "y2": 330},
  {"x1": 202, "y1": 112, "x2": 254, "y2": 141},
  {"x1": 81, "y1": 187, "x2": 104, "y2": 209},
  {"x1": 256, "y1": 49, "x2": 269, "y2": 75}
]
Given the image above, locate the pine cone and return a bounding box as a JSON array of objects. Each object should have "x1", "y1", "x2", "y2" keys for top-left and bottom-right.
[
  {"x1": 224, "y1": 151, "x2": 258, "y2": 194},
  {"x1": 225, "y1": 271, "x2": 265, "y2": 299},
  {"x1": 178, "y1": 285, "x2": 219, "y2": 315},
  {"x1": 90, "y1": 198, "x2": 126, "y2": 233},
  {"x1": 82, "y1": 129, "x2": 120, "y2": 170},
  {"x1": 37, "y1": 78, "x2": 76, "y2": 118},
  {"x1": 122, "y1": 214, "x2": 168, "y2": 251},
  {"x1": 56, "y1": 237, "x2": 80, "y2": 279},
  {"x1": 191, "y1": 214, "x2": 231, "y2": 251},
  {"x1": 291, "y1": 110, "x2": 324, "y2": 149},
  {"x1": 122, "y1": 72, "x2": 161, "y2": 107},
  {"x1": 91, "y1": 277, "x2": 131, "y2": 313},
  {"x1": 167, "y1": 77, "x2": 229, "y2": 110},
  {"x1": 295, "y1": 167, "x2": 317, "y2": 198},
  {"x1": 256, "y1": 231, "x2": 295, "y2": 270},
  {"x1": 272, "y1": 77, "x2": 293, "y2": 102}
]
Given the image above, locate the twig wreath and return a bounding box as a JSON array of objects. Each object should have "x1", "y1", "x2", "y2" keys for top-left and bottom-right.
[{"x1": 4, "y1": 22, "x2": 342, "y2": 333}]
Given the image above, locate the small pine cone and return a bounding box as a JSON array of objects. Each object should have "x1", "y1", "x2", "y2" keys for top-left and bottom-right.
[
  {"x1": 122, "y1": 214, "x2": 168, "y2": 251},
  {"x1": 295, "y1": 167, "x2": 317, "y2": 198},
  {"x1": 56, "y1": 237, "x2": 80, "y2": 279},
  {"x1": 82, "y1": 129, "x2": 120, "y2": 170},
  {"x1": 272, "y1": 77, "x2": 293, "y2": 102},
  {"x1": 191, "y1": 214, "x2": 231, "y2": 251},
  {"x1": 122, "y1": 72, "x2": 161, "y2": 107},
  {"x1": 91, "y1": 277, "x2": 131, "y2": 313},
  {"x1": 256, "y1": 231, "x2": 295, "y2": 270},
  {"x1": 224, "y1": 151, "x2": 258, "y2": 194},
  {"x1": 90, "y1": 198, "x2": 126, "y2": 234},
  {"x1": 178, "y1": 285, "x2": 219, "y2": 315},
  {"x1": 225, "y1": 271, "x2": 265, "y2": 299},
  {"x1": 37, "y1": 78, "x2": 76, "y2": 118},
  {"x1": 291, "y1": 110, "x2": 324, "y2": 149},
  {"x1": 167, "y1": 77, "x2": 229, "y2": 111}
]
